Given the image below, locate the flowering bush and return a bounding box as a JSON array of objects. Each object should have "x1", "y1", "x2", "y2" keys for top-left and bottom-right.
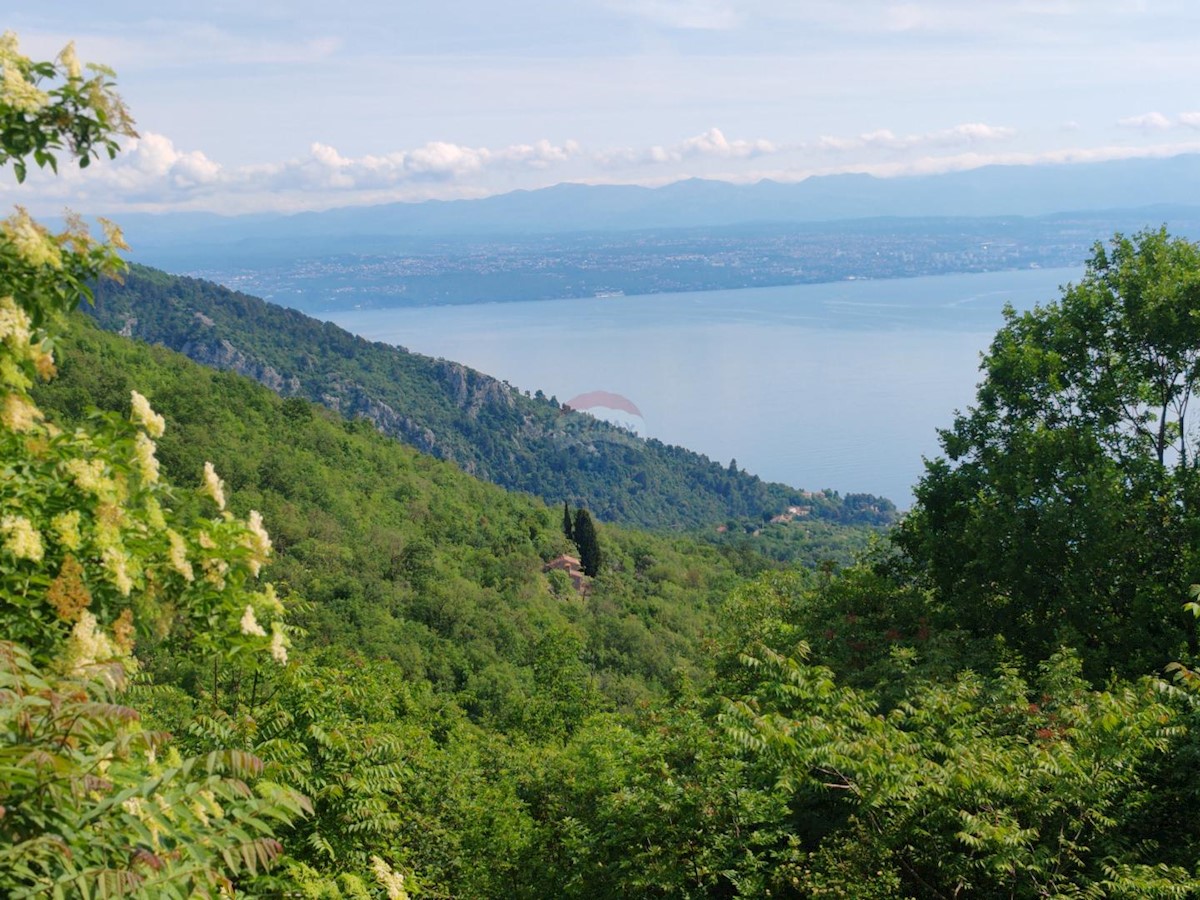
[{"x1": 0, "y1": 32, "x2": 309, "y2": 896}]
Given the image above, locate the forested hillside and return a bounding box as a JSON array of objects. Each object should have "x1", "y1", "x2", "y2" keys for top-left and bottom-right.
[
  {"x1": 85, "y1": 264, "x2": 896, "y2": 532},
  {"x1": 35, "y1": 313, "x2": 779, "y2": 708}
]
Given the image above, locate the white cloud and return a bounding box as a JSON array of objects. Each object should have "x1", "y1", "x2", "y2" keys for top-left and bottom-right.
[
  {"x1": 674, "y1": 127, "x2": 776, "y2": 159},
  {"x1": 602, "y1": 128, "x2": 778, "y2": 167},
  {"x1": 6, "y1": 118, "x2": 1199, "y2": 216},
  {"x1": 747, "y1": 139, "x2": 1200, "y2": 184},
  {"x1": 1117, "y1": 111, "x2": 1173, "y2": 131},
  {"x1": 816, "y1": 122, "x2": 1015, "y2": 153},
  {"x1": 938, "y1": 122, "x2": 1016, "y2": 142},
  {"x1": 0, "y1": 131, "x2": 586, "y2": 211}
]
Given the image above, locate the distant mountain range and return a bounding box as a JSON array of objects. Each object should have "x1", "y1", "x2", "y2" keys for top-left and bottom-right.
[{"x1": 112, "y1": 153, "x2": 1200, "y2": 270}]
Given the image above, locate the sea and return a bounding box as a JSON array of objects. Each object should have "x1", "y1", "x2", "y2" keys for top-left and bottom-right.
[{"x1": 326, "y1": 266, "x2": 1083, "y2": 509}]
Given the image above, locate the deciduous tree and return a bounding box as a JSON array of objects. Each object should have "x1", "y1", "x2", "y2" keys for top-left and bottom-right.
[{"x1": 896, "y1": 229, "x2": 1200, "y2": 677}]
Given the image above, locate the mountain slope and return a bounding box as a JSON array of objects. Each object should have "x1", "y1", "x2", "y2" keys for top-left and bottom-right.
[
  {"x1": 32, "y1": 313, "x2": 761, "y2": 705},
  {"x1": 86, "y1": 265, "x2": 896, "y2": 531}
]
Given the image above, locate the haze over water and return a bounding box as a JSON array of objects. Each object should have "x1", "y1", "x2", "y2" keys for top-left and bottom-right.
[{"x1": 328, "y1": 267, "x2": 1082, "y2": 508}]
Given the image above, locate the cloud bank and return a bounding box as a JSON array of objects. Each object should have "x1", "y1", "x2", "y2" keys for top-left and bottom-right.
[{"x1": 3, "y1": 117, "x2": 1195, "y2": 215}]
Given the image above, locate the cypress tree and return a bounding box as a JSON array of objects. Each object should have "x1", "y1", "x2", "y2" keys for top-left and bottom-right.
[
  {"x1": 562, "y1": 501, "x2": 574, "y2": 542},
  {"x1": 573, "y1": 508, "x2": 602, "y2": 577}
]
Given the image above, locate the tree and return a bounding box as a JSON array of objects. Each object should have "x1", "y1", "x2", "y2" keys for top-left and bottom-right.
[
  {"x1": 562, "y1": 500, "x2": 574, "y2": 542},
  {"x1": 0, "y1": 33, "x2": 315, "y2": 896},
  {"x1": 895, "y1": 228, "x2": 1200, "y2": 678},
  {"x1": 572, "y1": 508, "x2": 602, "y2": 577}
]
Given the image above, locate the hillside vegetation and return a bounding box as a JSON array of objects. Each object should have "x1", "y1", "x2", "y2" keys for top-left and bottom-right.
[
  {"x1": 36, "y1": 314, "x2": 771, "y2": 710},
  {"x1": 86, "y1": 264, "x2": 896, "y2": 532}
]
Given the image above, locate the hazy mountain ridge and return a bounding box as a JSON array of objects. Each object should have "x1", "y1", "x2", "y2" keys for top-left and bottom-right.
[
  {"x1": 112, "y1": 153, "x2": 1200, "y2": 258},
  {"x1": 103, "y1": 154, "x2": 1200, "y2": 310}
]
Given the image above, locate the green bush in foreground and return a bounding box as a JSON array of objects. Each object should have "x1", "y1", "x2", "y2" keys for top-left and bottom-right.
[{"x1": 0, "y1": 32, "x2": 323, "y2": 897}]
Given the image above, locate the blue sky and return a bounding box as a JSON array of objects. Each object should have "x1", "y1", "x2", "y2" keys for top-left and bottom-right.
[{"x1": 8, "y1": 1, "x2": 1200, "y2": 213}]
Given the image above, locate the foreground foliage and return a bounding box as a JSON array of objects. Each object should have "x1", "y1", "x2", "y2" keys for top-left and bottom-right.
[{"x1": 0, "y1": 33, "x2": 317, "y2": 897}]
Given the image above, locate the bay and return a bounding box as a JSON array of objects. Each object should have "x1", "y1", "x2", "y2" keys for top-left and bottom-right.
[{"x1": 327, "y1": 266, "x2": 1083, "y2": 508}]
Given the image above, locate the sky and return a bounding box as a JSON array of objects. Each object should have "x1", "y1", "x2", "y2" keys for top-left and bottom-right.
[{"x1": 8, "y1": 0, "x2": 1200, "y2": 214}]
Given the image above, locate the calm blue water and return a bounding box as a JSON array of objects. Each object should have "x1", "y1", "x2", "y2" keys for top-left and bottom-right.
[{"x1": 327, "y1": 267, "x2": 1082, "y2": 508}]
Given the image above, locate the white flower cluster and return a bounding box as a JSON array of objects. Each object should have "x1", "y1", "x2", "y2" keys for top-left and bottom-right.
[
  {"x1": 371, "y1": 856, "x2": 410, "y2": 900},
  {"x1": 239, "y1": 604, "x2": 267, "y2": 637},
  {"x1": 0, "y1": 293, "x2": 53, "y2": 424},
  {"x1": 0, "y1": 66, "x2": 45, "y2": 113},
  {"x1": 130, "y1": 390, "x2": 165, "y2": 438},
  {"x1": 134, "y1": 432, "x2": 160, "y2": 485},
  {"x1": 202, "y1": 461, "x2": 226, "y2": 510},
  {"x1": 1, "y1": 513, "x2": 43, "y2": 561},
  {"x1": 1, "y1": 392, "x2": 40, "y2": 432},
  {"x1": 167, "y1": 529, "x2": 194, "y2": 582},
  {"x1": 4, "y1": 209, "x2": 61, "y2": 269},
  {"x1": 239, "y1": 585, "x2": 289, "y2": 664},
  {"x1": 244, "y1": 510, "x2": 272, "y2": 576},
  {"x1": 270, "y1": 624, "x2": 288, "y2": 664},
  {"x1": 57, "y1": 41, "x2": 80, "y2": 80},
  {"x1": 63, "y1": 610, "x2": 125, "y2": 679}
]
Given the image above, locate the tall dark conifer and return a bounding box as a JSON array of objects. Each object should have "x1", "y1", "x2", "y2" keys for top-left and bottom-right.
[
  {"x1": 572, "y1": 508, "x2": 602, "y2": 577},
  {"x1": 562, "y1": 501, "x2": 574, "y2": 542}
]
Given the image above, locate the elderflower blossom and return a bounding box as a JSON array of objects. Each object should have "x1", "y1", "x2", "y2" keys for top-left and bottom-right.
[
  {"x1": 2, "y1": 392, "x2": 41, "y2": 432},
  {"x1": 269, "y1": 622, "x2": 288, "y2": 664},
  {"x1": 167, "y1": 529, "x2": 194, "y2": 581},
  {"x1": 58, "y1": 41, "x2": 81, "y2": 80},
  {"x1": 102, "y1": 546, "x2": 133, "y2": 596},
  {"x1": 1, "y1": 514, "x2": 43, "y2": 561},
  {"x1": 94, "y1": 503, "x2": 123, "y2": 550},
  {"x1": 134, "y1": 432, "x2": 160, "y2": 484},
  {"x1": 201, "y1": 461, "x2": 226, "y2": 510},
  {"x1": 4, "y1": 209, "x2": 61, "y2": 268},
  {"x1": 240, "y1": 604, "x2": 266, "y2": 637},
  {"x1": 0, "y1": 64, "x2": 48, "y2": 114},
  {"x1": 64, "y1": 610, "x2": 120, "y2": 675},
  {"x1": 0, "y1": 295, "x2": 31, "y2": 347},
  {"x1": 64, "y1": 458, "x2": 112, "y2": 496},
  {"x1": 51, "y1": 510, "x2": 83, "y2": 550},
  {"x1": 130, "y1": 390, "x2": 165, "y2": 438},
  {"x1": 99, "y1": 217, "x2": 129, "y2": 252},
  {"x1": 0, "y1": 32, "x2": 18, "y2": 64},
  {"x1": 243, "y1": 510, "x2": 272, "y2": 576},
  {"x1": 371, "y1": 857, "x2": 410, "y2": 900}
]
